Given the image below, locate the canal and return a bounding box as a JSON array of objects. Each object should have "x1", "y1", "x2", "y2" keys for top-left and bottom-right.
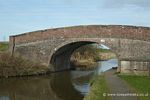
[{"x1": 0, "y1": 59, "x2": 118, "y2": 100}]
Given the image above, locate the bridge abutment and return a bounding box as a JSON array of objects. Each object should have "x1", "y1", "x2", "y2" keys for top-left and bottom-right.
[{"x1": 120, "y1": 60, "x2": 150, "y2": 75}]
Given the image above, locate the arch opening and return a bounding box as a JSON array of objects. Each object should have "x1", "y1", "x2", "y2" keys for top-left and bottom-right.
[{"x1": 50, "y1": 41, "x2": 118, "y2": 72}]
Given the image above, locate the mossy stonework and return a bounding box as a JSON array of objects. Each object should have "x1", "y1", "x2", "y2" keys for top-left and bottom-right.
[{"x1": 9, "y1": 25, "x2": 150, "y2": 74}]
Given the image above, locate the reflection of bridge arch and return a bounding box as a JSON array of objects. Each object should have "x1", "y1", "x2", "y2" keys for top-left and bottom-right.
[
  {"x1": 50, "y1": 71, "x2": 83, "y2": 100},
  {"x1": 10, "y1": 25, "x2": 150, "y2": 74}
]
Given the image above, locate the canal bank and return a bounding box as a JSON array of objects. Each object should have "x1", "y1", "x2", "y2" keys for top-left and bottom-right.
[
  {"x1": 84, "y1": 69, "x2": 138, "y2": 100},
  {"x1": 118, "y1": 75, "x2": 150, "y2": 100},
  {"x1": 0, "y1": 52, "x2": 50, "y2": 78},
  {"x1": 84, "y1": 74, "x2": 110, "y2": 100},
  {"x1": 85, "y1": 65, "x2": 150, "y2": 100}
]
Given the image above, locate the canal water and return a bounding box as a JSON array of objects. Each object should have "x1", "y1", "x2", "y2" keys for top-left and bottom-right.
[{"x1": 0, "y1": 59, "x2": 118, "y2": 100}]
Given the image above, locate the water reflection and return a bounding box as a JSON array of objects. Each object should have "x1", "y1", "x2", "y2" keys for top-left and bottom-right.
[
  {"x1": 0, "y1": 72, "x2": 83, "y2": 100},
  {"x1": 50, "y1": 71, "x2": 83, "y2": 100},
  {"x1": 96, "y1": 59, "x2": 118, "y2": 74},
  {"x1": 0, "y1": 71, "x2": 90, "y2": 100},
  {"x1": 0, "y1": 59, "x2": 118, "y2": 100},
  {"x1": 71, "y1": 70, "x2": 94, "y2": 95},
  {"x1": 0, "y1": 76, "x2": 59, "y2": 100},
  {"x1": 0, "y1": 96, "x2": 9, "y2": 100}
]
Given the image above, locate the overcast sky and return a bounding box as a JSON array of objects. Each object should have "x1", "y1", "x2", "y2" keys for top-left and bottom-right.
[{"x1": 0, "y1": 0, "x2": 150, "y2": 41}]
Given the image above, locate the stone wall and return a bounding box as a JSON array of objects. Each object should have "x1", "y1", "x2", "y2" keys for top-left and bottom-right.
[{"x1": 120, "y1": 61, "x2": 150, "y2": 75}]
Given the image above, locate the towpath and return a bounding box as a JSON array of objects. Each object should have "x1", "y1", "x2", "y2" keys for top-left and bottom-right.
[{"x1": 104, "y1": 69, "x2": 138, "y2": 100}]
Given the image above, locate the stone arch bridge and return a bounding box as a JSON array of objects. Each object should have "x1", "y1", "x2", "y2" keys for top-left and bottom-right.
[{"x1": 9, "y1": 25, "x2": 150, "y2": 75}]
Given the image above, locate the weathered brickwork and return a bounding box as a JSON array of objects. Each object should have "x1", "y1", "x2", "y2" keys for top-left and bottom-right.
[
  {"x1": 9, "y1": 25, "x2": 150, "y2": 74},
  {"x1": 10, "y1": 25, "x2": 150, "y2": 44}
]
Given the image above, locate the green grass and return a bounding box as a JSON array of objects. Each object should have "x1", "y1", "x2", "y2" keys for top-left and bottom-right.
[
  {"x1": 84, "y1": 74, "x2": 110, "y2": 100},
  {"x1": 119, "y1": 75, "x2": 150, "y2": 100},
  {"x1": 0, "y1": 42, "x2": 9, "y2": 51},
  {"x1": 97, "y1": 49, "x2": 111, "y2": 53}
]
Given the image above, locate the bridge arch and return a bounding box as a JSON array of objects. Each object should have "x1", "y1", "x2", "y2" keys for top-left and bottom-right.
[{"x1": 49, "y1": 38, "x2": 119, "y2": 71}]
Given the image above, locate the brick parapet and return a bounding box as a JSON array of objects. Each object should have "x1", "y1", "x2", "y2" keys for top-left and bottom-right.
[{"x1": 10, "y1": 25, "x2": 150, "y2": 45}]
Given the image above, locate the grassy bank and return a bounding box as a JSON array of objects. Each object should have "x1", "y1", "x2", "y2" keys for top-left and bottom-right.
[
  {"x1": 98, "y1": 52, "x2": 116, "y2": 61},
  {"x1": 0, "y1": 52, "x2": 50, "y2": 78},
  {"x1": 84, "y1": 74, "x2": 110, "y2": 100},
  {"x1": 71, "y1": 45, "x2": 116, "y2": 70},
  {"x1": 0, "y1": 42, "x2": 9, "y2": 51},
  {"x1": 71, "y1": 51, "x2": 116, "y2": 70},
  {"x1": 118, "y1": 75, "x2": 150, "y2": 100},
  {"x1": 71, "y1": 59, "x2": 97, "y2": 70}
]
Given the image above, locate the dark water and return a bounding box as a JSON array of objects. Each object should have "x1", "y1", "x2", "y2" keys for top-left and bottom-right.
[{"x1": 0, "y1": 59, "x2": 118, "y2": 100}]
